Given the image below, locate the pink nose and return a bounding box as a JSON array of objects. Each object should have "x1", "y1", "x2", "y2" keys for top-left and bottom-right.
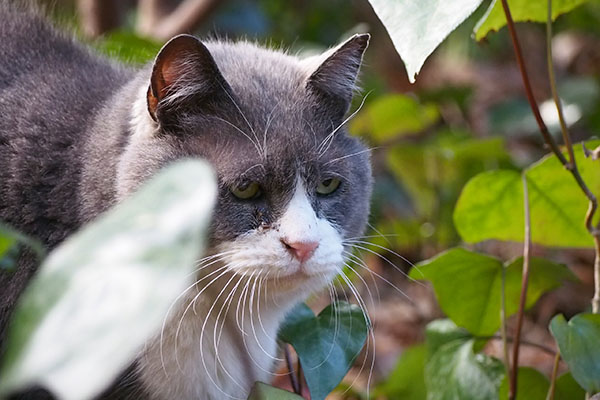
[{"x1": 282, "y1": 239, "x2": 319, "y2": 263}]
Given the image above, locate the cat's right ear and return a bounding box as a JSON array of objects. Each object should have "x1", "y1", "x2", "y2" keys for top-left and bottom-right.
[{"x1": 147, "y1": 34, "x2": 231, "y2": 122}]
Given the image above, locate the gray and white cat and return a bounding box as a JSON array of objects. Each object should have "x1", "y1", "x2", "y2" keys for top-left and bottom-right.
[{"x1": 0, "y1": 3, "x2": 372, "y2": 399}]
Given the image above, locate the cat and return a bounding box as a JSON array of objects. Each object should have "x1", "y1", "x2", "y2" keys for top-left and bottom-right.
[{"x1": 0, "y1": 3, "x2": 372, "y2": 399}]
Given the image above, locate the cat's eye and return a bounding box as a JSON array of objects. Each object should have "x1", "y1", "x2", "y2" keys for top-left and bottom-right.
[
  {"x1": 316, "y1": 178, "x2": 341, "y2": 195},
  {"x1": 231, "y1": 181, "x2": 261, "y2": 199}
]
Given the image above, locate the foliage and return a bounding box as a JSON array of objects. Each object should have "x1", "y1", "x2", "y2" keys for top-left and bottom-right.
[
  {"x1": 0, "y1": 161, "x2": 217, "y2": 400},
  {"x1": 454, "y1": 141, "x2": 600, "y2": 248},
  {"x1": 247, "y1": 382, "x2": 304, "y2": 400},
  {"x1": 278, "y1": 302, "x2": 369, "y2": 400},
  {"x1": 411, "y1": 248, "x2": 574, "y2": 336},
  {"x1": 550, "y1": 314, "x2": 600, "y2": 393}
]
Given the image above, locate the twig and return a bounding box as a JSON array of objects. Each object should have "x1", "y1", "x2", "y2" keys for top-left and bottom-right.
[
  {"x1": 546, "y1": 352, "x2": 561, "y2": 400},
  {"x1": 509, "y1": 174, "x2": 532, "y2": 400},
  {"x1": 479, "y1": 335, "x2": 557, "y2": 356},
  {"x1": 500, "y1": 266, "x2": 512, "y2": 388},
  {"x1": 136, "y1": 0, "x2": 223, "y2": 41},
  {"x1": 284, "y1": 344, "x2": 301, "y2": 394}
]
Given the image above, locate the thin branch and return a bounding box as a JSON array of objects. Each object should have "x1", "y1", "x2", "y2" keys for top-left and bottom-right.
[
  {"x1": 500, "y1": 265, "x2": 512, "y2": 391},
  {"x1": 479, "y1": 335, "x2": 557, "y2": 357},
  {"x1": 136, "y1": 0, "x2": 223, "y2": 42},
  {"x1": 284, "y1": 344, "x2": 301, "y2": 394},
  {"x1": 546, "y1": 352, "x2": 561, "y2": 400},
  {"x1": 499, "y1": 0, "x2": 566, "y2": 165},
  {"x1": 593, "y1": 237, "x2": 600, "y2": 314},
  {"x1": 509, "y1": 174, "x2": 532, "y2": 400}
]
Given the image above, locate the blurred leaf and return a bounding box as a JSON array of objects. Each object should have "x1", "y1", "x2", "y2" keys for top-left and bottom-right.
[
  {"x1": 556, "y1": 372, "x2": 586, "y2": 400},
  {"x1": 410, "y1": 248, "x2": 574, "y2": 336},
  {"x1": 550, "y1": 313, "x2": 600, "y2": 393},
  {"x1": 454, "y1": 141, "x2": 600, "y2": 247},
  {"x1": 425, "y1": 319, "x2": 473, "y2": 356},
  {"x1": 0, "y1": 161, "x2": 216, "y2": 400},
  {"x1": 95, "y1": 30, "x2": 162, "y2": 64},
  {"x1": 425, "y1": 336, "x2": 504, "y2": 400},
  {"x1": 278, "y1": 302, "x2": 368, "y2": 400},
  {"x1": 247, "y1": 382, "x2": 304, "y2": 400},
  {"x1": 366, "y1": 0, "x2": 484, "y2": 82},
  {"x1": 474, "y1": 0, "x2": 589, "y2": 41},
  {"x1": 351, "y1": 94, "x2": 439, "y2": 143},
  {"x1": 388, "y1": 135, "x2": 509, "y2": 218},
  {"x1": 375, "y1": 344, "x2": 427, "y2": 400},
  {"x1": 498, "y1": 367, "x2": 549, "y2": 400}
]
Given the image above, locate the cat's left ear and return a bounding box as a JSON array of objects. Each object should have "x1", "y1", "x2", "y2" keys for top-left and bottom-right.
[{"x1": 305, "y1": 33, "x2": 370, "y2": 114}]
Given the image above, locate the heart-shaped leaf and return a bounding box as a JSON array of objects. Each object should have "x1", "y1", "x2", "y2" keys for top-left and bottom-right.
[
  {"x1": 278, "y1": 301, "x2": 368, "y2": 400},
  {"x1": 247, "y1": 382, "x2": 304, "y2": 400},
  {"x1": 424, "y1": 320, "x2": 505, "y2": 400},
  {"x1": 0, "y1": 160, "x2": 216, "y2": 400},
  {"x1": 410, "y1": 248, "x2": 574, "y2": 336},
  {"x1": 366, "y1": 0, "x2": 484, "y2": 82},
  {"x1": 474, "y1": 0, "x2": 589, "y2": 41},
  {"x1": 454, "y1": 141, "x2": 600, "y2": 248},
  {"x1": 550, "y1": 313, "x2": 600, "y2": 393}
]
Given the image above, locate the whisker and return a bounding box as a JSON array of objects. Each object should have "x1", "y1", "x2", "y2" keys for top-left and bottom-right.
[{"x1": 324, "y1": 147, "x2": 379, "y2": 166}]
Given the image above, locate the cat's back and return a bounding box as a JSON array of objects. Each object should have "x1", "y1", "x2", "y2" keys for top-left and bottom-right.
[{"x1": 0, "y1": 3, "x2": 131, "y2": 245}]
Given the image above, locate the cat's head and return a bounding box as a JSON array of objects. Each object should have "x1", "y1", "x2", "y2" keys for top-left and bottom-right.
[{"x1": 119, "y1": 34, "x2": 372, "y2": 299}]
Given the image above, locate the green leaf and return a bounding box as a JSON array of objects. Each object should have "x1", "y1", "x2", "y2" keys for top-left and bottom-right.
[
  {"x1": 425, "y1": 337, "x2": 504, "y2": 400},
  {"x1": 375, "y1": 344, "x2": 427, "y2": 400},
  {"x1": 0, "y1": 160, "x2": 216, "y2": 400},
  {"x1": 366, "y1": 0, "x2": 484, "y2": 82},
  {"x1": 410, "y1": 248, "x2": 574, "y2": 335},
  {"x1": 474, "y1": 0, "x2": 589, "y2": 41},
  {"x1": 350, "y1": 94, "x2": 439, "y2": 143},
  {"x1": 550, "y1": 313, "x2": 600, "y2": 393},
  {"x1": 94, "y1": 30, "x2": 162, "y2": 64},
  {"x1": 247, "y1": 382, "x2": 304, "y2": 400},
  {"x1": 454, "y1": 141, "x2": 600, "y2": 248},
  {"x1": 498, "y1": 367, "x2": 549, "y2": 400},
  {"x1": 555, "y1": 373, "x2": 586, "y2": 400},
  {"x1": 278, "y1": 301, "x2": 368, "y2": 400}
]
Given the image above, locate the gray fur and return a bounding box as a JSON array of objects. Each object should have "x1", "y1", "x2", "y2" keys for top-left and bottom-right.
[{"x1": 0, "y1": 3, "x2": 372, "y2": 399}]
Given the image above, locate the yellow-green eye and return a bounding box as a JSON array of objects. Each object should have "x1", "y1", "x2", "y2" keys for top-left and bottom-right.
[
  {"x1": 316, "y1": 178, "x2": 341, "y2": 195},
  {"x1": 231, "y1": 182, "x2": 261, "y2": 199}
]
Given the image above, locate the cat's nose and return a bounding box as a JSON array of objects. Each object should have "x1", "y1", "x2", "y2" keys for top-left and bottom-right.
[{"x1": 281, "y1": 239, "x2": 319, "y2": 263}]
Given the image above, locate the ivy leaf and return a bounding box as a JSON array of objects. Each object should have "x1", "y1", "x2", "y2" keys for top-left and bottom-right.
[
  {"x1": 424, "y1": 320, "x2": 504, "y2": 400},
  {"x1": 0, "y1": 160, "x2": 216, "y2": 400},
  {"x1": 278, "y1": 302, "x2": 368, "y2": 400},
  {"x1": 247, "y1": 382, "x2": 304, "y2": 400},
  {"x1": 550, "y1": 313, "x2": 600, "y2": 393},
  {"x1": 366, "y1": 0, "x2": 484, "y2": 82},
  {"x1": 454, "y1": 141, "x2": 600, "y2": 248},
  {"x1": 474, "y1": 0, "x2": 589, "y2": 41},
  {"x1": 410, "y1": 248, "x2": 574, "y2": 336},
  {"x1": 498, "y1": 367, "x2": 549, "y2": 400}
]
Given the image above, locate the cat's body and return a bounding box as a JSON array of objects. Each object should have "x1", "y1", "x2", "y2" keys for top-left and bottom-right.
[{"x1": 0, "y1": 4, "x2": 372, "y2": 399}]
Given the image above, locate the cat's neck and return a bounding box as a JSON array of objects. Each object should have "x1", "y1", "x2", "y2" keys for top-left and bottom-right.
[{"x1": 137, "y1": 268, "x2": 304, "y2": 400}]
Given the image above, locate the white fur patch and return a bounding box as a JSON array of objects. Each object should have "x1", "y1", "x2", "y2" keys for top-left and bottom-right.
[{"x1": 130, "y1": 83, "x2": 158, "y2": 140}]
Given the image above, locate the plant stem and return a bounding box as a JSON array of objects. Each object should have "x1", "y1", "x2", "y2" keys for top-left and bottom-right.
[
  {"x1": 500, "y1": 266, "x2": 512, "y2": 390},
  {"x1": 499, "y1": 0, "x2": 566, "y2": 164},
  {"x1": 546, "y1": 352, "x2": 561, "y2": 400},
  {"x1": 284, "y1": 344, "x2": 301, "y2": 394},
  {"x1": 593, "y1": 237, "x2": 600, "y2": 314},
  {"x1": 509, "y1": 174, "x2": 532, "y2": 400},
  {"x1": 479, "y1": 335, "x2": 557, "y2": 356}
]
